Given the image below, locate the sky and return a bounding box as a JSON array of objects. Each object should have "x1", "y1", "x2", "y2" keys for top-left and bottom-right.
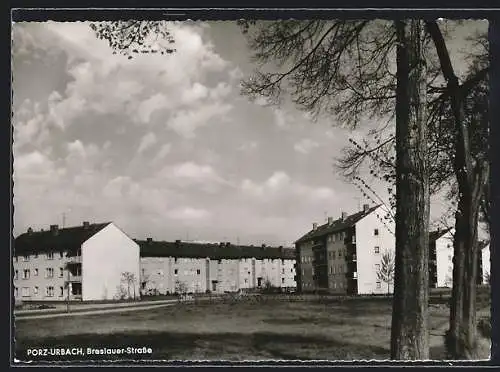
[{"x1": 11, "y1": 20, "x2": 488, "y2": 246}]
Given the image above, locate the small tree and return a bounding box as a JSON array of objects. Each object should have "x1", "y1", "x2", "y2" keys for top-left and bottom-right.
[
  {"x1": 121, "y1": 271, "x2": 137, "y2": 300},
  {"x1": 175, "y1": 280, "x2": 188, "y2": 298},
  {"x1": 377, "y1": 250, "x2": 396, "y2": 294}
]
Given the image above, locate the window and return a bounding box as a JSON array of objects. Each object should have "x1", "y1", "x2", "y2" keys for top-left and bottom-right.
[
  {"x1": 197, "y1": 269, "x2": 201, "y2": 275},
  {"x1": 376, "y1": 281, "x2": 381, "y2": 289},
  {"x1": 281, "y1": 278, "x2": 285, "y2": 284},
  {"x1": 22, "y1": 269, "x2": 30, "y2": 280},
  {"x1": 244, "y1": 278, "x2": 248, "y2": 284},
  {"x1": 34, "y1": 268, "x2": 38, "y2": 276},
  {"x1": 14, "y1": 256, "x2": 18, "y2": 263},
  {"x1": 333, "y1": 266, "x2": 336, "y2": 274},
  {"x1": 47, "y1": 252, "x2": 54, "y2": 260},
  {"x1": 59, "y1": 268, "x2": 64, "y2": 277},
  {"x1": 374, "y1": 246, "x2": 380, "y2": 254},
  {"x1": 338, "y1": 250, "x2": 342, "y2": 258},
  {"x1": 59, "y1": 252, "x2": 64, "y2": 259},
  {"x1": 46, "y1": 268, "x2": 54, "y2": 278},
  {"x1": 282, "y1": 268, "x2": 285, "y2": 274},
  {"x1": 218, "y1": 259, "x2": 222, "y2": 264},
  {"x1": 46, "y1": 286, "x2": 54, "y2": 297},
  {"x1": 174, "y1": 269, "x2": 178, "y2": 275},
  {"x1": 448, "y1": 255, "x2": 452, "y2": 261},
  {"x1": 332, "y1": 251, "x2": 335, "y2": 259},
  {"x1": 14, "y1": 287, "x2": 18, "y2": 297},
  {"x1": 14, "y1": 270, "x2": 18, "y2": 280},
  {"x1": 22, "y1": 287, "x2": 30, "y2": 297},
  {"x1": 23, "y1": 255, "x2": 30, "y2": 262},
  {"x1": 281, "y1": 259, "x2": 285, "y2": 265},
  {"x1": 34, "y1": 253, "x2": 38, "y2": 259},
  {"x1": 59, "y1": 286, "x2": 64, "y2": 297},
  {"x1": 174, "y1": 257, "x2": 178, "y2": 264},
  {"x1": 375, "y1": 264, "x2": 380, "y2": 271},
  {"x1": 330, "y1": 266, "x2": 333, "y2": 274},
  {"x1": 374, "y1": 229, "x2": 379, "y2": 236},
  {"x1": 333, "y1": 282, "x2": 337, "y2": 289},
  {"x1": 142, "y1": 268, "x2": 145, "y2": 276},
  {"x1": 33, "y1": 286, "x2": 39, "y2": 295},
  {"x1": 353, "y1": 272, "x2": 358, "y2": 278}
]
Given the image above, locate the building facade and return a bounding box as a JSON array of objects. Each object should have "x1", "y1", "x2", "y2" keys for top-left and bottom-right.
[
  {"x1": 138, "y1": 240, "x2": 296, "y2": 295},
  {"x1": 430, "y1": 228, "x2": 485, "y2": 288},
  {"x1": 295, "y1": 204, "x2": 396, "y2": 295},
  {"x1": 13, "y1": 222, "x2": 141, "y2": 302}
]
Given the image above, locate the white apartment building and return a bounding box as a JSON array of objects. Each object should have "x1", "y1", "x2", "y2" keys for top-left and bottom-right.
[
  {"x1": 295, "y1": 204, "x2": 396, "y2": 295},
  {"x1": 13, "y1": 222, "x2": 141, "y2": 302},
  {"x1": 430, "y1": 228, "x2": 487, "y2": 288},
  {"x1": 137, "y1": 240, "x2": 296, "y2": 295}
]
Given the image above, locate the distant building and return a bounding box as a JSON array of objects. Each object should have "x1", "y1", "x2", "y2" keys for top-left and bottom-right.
[
  {"x1": 295, "y1": 204, "x2": 396, "y2": 295},
  {"x1": 137, "y1": 240, "x2": 296, "y2": 295},
  {"x1": 13, "y1": 222, "x2": 141, "y2": 302},
  {"x1": 13, "y1": 221, "x2": 296, "y2": 302},
  {"x1": 425, "y1": 228, "x2": 484, "y2": 288},
  {"x1": 482, "y1": 242, "x2": 490, "y2": 285}
]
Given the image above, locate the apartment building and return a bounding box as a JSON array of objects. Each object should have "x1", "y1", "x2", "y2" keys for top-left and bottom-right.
[
  {"x1": 13, "y1": 222, "x2": 140, "y2": 302},
  {"x1": 295, "y1": 204, "x2": 396, "y2": 295},
  {"x1": 137, "y1": 239, "x2": 296, "y2": 295},
  {"x1": 430, "y1": 228, "x2": 485, "y2": 288}
]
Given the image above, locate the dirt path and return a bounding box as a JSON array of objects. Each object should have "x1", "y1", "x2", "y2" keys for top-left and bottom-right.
[
  {"x1": 428, "y1": 306, "x2": 491, "y2": 360},
  {"x1": 14, "y1": 301, "x2": 186, "y2": 320}
]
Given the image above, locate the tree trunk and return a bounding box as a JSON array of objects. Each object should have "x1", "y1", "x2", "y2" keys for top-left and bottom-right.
[
  {"x1": 489, "y1": 19, "x2": 499, "y2": 361},
  {"x1": 390, "y1": 20, "x2": 430, "y2": 360}
]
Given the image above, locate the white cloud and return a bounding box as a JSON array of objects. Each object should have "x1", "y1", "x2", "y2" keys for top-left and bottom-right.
[
  {"x1": 238, "y1": 141, "x2": 259, "y2": 152},
  {"x1": 135, "y1": 93, "x2": 169, "y2": 124},
  {"x1": 241, "y1": 171, "x2": 336, "y2": 204},
  {"x1": 294, "y1": 138, "x2": 320, "y2": 154},
  {"x1": 137, "y1": 132, "x2": 158, "y2": 154},
  {"x1": 167, "y1": 102, "x2": 232, "y2": 139},
  {"x1": 153, "y1": 143, "x2": 172, "y2": 161},
  {"x1": 167, "y1": 207, "x2": 211, "y2": 221}
]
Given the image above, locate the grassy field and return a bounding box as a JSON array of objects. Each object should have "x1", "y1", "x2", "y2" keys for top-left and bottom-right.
[{"x1": 14, "y1": 295, "x2": 491, "y2": 362}]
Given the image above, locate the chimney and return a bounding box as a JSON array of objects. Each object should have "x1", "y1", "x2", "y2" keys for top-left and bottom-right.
[
  {"x1": 363, "y1": 204, "x2": 370, "y2": 212},
  {"x1": 175, "y1": 239, "x2": 181, "y2": 245},
  {"x1": 327, "y1": 217, "x2": 333, "y2": 225},
  {"x1": 340, "y1": 212, "x2": 347, "y2": 221},
  {"x1": 83, "y1": 221, "x2": 90, "y2": 228},
  {"x1": 27, "y1": 227, "x2": 33, "y2": 235},
  {"x1": 312, "y1": 222, "x2": 318, "y2": 230},
  {"x1": 261, "y1": 244, "x2": 266, "y2": 249},
  {"x1": 147, "y1": 237, "x2": 153, "y2": 243},
  {"x1": 225, "y1": 242, "x2": 231, "y2": 247},
  {"x1": 50, "y1": 224, "x2": 59, "y2": 235}
]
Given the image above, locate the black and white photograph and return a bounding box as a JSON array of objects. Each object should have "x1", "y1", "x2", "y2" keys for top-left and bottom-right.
[{"x1": 11, "y1": 11, "x2": 493, "y2": 363}]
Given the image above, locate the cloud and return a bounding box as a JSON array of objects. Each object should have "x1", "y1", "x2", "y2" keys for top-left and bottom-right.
[
  {"x1": 166, "y1": 102, "x2": 232, "y2": 139},
  {"x1": 135, "y1": 93, "x2": 169, "y2": 124},
  {"x1": 294, "y1": 138, "x2": 320, "y2": 154},
  {"x1": 153, "y1": 143, "x2": 172, "y2": 161},
  {"x1": 137, "y1": 132, "x2": 158, "y2": 154},
  {"x1": 167, "y1": 207, "x2": 211, "y2": 221},
  {"x1": 241, "y1": 171, "x2": 336, "y2": 204},
  {"x1": 238, "y1": 141, "x2": 259, "y2": 152}
]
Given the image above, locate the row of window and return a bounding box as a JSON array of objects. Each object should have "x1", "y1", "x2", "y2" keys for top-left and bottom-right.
[
  {"x1": 14, "y1": 267, "x2": 71, "y2": 280},
  {"x1": 14, "y1": 252, "x2": 65, "y2": 262},
  {"x1": 14, "y1": 286, "x2": 64, "y2": 298}
]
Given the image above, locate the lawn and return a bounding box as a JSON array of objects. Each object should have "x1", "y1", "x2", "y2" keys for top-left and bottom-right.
[{"x1": 14, "y1": 296, "x2": 490, "y2": 362}]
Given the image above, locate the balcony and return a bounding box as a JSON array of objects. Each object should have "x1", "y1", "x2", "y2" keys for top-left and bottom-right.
[
  {"x1": 66, "y1": 256, "x2": 82, "y2": 264},
  {"x1": 67, "y1": 274, "x2": 82, "y2": 282}
]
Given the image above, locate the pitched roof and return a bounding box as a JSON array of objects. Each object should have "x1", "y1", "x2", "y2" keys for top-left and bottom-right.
[
  {"x1": 429, "y1": 228, "x2": 452, "y2": 242},
  {"x1": 295, "y1": 205, "x2": 382, "y2": 244},
  {"x1": 14, "y1": 222, "x2": 111, "y2": 255},
  {"x1": 136, "y1": 239, "x2": 296, "y2": 260}
]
